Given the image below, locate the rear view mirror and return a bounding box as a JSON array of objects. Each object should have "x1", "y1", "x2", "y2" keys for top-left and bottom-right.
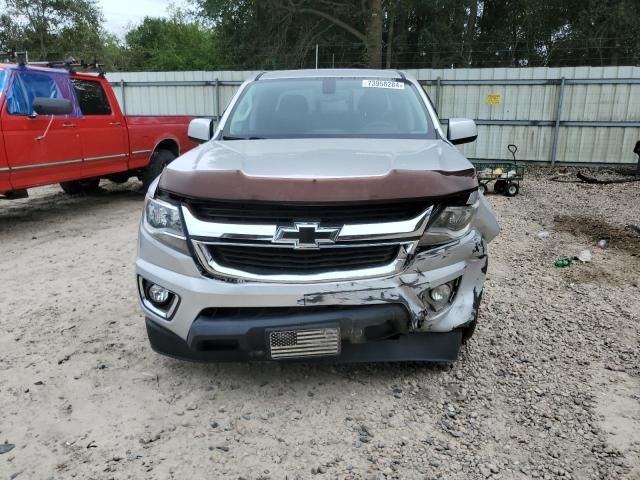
[
  {"x1": 33, "y1": 97, "x2": 73, "y2": 116},
  {"x1": 188, "y1": 118, "x2": 215, "y2": 143},
  {"x1": 447, "y1": 118, "x2": 478, "y2": 145}
]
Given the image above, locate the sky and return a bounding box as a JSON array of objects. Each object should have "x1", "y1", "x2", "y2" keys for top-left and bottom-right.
[{"x1": 98, "y1": 0, "x2": 187, "y2": 37}]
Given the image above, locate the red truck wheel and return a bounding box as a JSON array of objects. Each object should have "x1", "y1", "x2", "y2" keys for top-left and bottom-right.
[
  {"x1": 142, "y1": 149, "x2": 177, "y2": 190},
  {"x1": 60, "y1": 178, "x2": 100, "y2": 195}
]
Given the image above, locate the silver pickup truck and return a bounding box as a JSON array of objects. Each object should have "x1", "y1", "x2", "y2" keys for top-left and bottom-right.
[{"x1": 135, "y1": 69, "x2": 499, "y2": 363}]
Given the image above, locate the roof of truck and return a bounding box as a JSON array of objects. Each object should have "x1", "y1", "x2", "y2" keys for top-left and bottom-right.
[
  {"x1": 0, "y1": 63, "x2": 67, "y2": 73},
  {"x1": 0, "y1": 63, "x2": 103, "y2": 80},
  {"x1": 258, "y1": 69, "x2": 405, "y2": 80}
]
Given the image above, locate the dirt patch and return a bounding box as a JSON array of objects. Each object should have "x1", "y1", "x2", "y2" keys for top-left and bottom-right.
[
  {"x1": 551, "y1": 214, "x2": 640, "y2": 287},
  {"x1": 563, "y1": 261, "x2": 631, "y2": 287},
  {"x1": 553, "y1": 215, "x2": 640, "y2": 257}
]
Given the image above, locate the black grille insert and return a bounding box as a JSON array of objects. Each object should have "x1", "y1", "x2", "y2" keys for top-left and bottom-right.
[
  {"x1": 209, "y1": 244, "x2": 400, "y2": 275},
  {"x1": 186, "y1": 200, "x2": 430, "y2": 225}
]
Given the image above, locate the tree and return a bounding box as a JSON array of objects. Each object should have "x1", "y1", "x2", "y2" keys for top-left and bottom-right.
[
  {"x1": 284, "y1": 0, "x2": 384, "y2": 68},
  {"x1": 3, "y1": 0, "x2": 638, "y2": 72},
  {"x1": 550, "y1": 0, "x2": 640, "y2": 66},
  {"x1": 1, "y1": 0, "x2": 105, "y2": 61},
  {"x1": 195, "y1": 0, "x2": 640, "y2": 70},
  {"x1": 198, "y1": 0, "x2": 385, "y2": 68},
  {"x1": 125, "y1": 12, "x2": 218, "y2": 71}
]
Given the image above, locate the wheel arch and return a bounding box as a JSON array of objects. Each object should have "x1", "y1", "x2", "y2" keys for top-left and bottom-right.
[{"x1": 152, "y1": 137, "x2": 180, "y2": 158}]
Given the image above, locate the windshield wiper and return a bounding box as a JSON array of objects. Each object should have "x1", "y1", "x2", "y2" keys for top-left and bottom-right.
[{"x1": 221, "y1": 135, "x2": 265, "y2": 140}]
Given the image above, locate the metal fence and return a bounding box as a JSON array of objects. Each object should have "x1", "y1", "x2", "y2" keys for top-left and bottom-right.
[{"x1": 106, "y1": 67, "x2": 640, "y2": 165}]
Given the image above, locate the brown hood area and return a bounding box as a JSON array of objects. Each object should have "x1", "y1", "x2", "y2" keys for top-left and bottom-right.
[
  {"x1": 159, "y1": 168, "x2": 476, "y2": 203},
  {"x1": 158, "y1": 138, "x2": 477, "y2": 203}
]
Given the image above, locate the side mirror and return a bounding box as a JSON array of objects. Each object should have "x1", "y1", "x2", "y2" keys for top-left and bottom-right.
[
  {"x1": 188, "y1": 118, "x2": 215, "y2": 143},
  {"x1": 447, "y1": 118, "x2": 477, "y2": 145},
  {"x1": 32, "y1": 97, "x2": 73, "y2": 116}
]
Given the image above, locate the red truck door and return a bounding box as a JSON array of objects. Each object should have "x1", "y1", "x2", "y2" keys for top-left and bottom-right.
[
  {"x1": 0, "y1": 69, "x2": 10, "y2": 193},
  {"x1": 0, "y1": 126, "x2": 10, "y2": 193},
  {"x1": 1, "y1": 69, "x2": 83, "y2": 189},
  {"x1": 71, "y1": 77, "x2": 128, "y2": 177}
]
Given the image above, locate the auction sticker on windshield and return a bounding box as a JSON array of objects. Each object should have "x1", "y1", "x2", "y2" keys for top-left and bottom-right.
[{"x1": 362, "y1": 79, "x2": 405, "y2": 89}]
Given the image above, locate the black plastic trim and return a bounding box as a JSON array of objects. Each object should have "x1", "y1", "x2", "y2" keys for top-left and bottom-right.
[{"x1": 145, "y1": 305, "x2": 462, "y2": 363}]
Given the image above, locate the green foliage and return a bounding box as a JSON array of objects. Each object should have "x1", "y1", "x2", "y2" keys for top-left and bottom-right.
[
  {"x1": 548, "y1": 0, "x2": 640, "y2": 66},
  {"x1": 125, "y1": 12, "x2": 217, "y2": 71},
  {"x1": 1, "y1": 0, "x2": 105, "y2": 62},
  {"x1": 194, "y1": 0, "x2": 640, "y2": 69},
  {"x1": 0, "y1": 0, "x2": 638, "y2": 71}
]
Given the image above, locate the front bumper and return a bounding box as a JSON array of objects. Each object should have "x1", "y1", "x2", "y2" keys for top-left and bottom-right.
[
  {"x1": 136, "y1": 224, "x2": 488, "y2": 362},
  {"x1": 146, "y1": 306, "x2": 464, "y2": 362}
]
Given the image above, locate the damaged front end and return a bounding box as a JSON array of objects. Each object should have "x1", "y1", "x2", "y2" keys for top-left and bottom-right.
[{"x1": 136, "y1": 182, "x2": 499, "y2": 363}]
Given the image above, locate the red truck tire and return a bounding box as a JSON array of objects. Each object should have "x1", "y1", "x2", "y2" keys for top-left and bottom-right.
[{"x1": 142, "y1": 149, "x2": 177, "y2": 190}]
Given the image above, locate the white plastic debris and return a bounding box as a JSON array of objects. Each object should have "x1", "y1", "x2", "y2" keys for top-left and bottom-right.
[{"x1": 577, "y1": 250, "x2": 592, "y2": 263}]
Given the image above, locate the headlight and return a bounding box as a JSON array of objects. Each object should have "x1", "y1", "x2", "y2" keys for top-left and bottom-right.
[
  {"x1": 419, "y1": 196, "x2": 478, "y2": 246},
  {"x1": 142, "y1": 196, "x2": 189, "y2": 253},
  {"x1": 432, "y1": 206, "x2": 475, "y2": 231},
  {"x1": 146, "y1": 197, "x2": 182, "y2": 233}
]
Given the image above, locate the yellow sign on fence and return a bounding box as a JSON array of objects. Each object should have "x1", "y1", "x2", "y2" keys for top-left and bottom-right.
[{"x1": 487, "y1": 94, "x2": 501, "y2": 105}]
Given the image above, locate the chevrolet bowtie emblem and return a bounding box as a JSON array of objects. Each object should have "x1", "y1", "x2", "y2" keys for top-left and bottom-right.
[{"x1": 273, "y1": 222, "x2": 341, "y2": 249}]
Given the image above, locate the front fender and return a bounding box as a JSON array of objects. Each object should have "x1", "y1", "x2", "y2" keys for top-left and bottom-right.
[{"x1": 472, "y1": 193, "x2": 500, "y2": 243}]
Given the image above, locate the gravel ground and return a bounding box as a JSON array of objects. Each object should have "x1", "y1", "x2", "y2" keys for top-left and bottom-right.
[{"x1": 0, "y1": 169, "x2": 639, "y2": 480}]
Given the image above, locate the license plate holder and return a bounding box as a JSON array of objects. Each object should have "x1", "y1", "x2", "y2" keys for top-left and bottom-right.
[{"x1": 268, "y1": 327, "x2": 341, "y2": 359}]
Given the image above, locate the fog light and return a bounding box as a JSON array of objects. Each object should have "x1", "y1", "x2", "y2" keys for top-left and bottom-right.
[
  {"x1": 429, "y1": 283, "x2": 452, "y2": 304},
  {"x1": 148, "y1": 284, "x2": 170, "y2": 306},
  {"x1": 419, "y1": 282, "x2": 455, "y2": 312},
  {"x1": 138, "y1": 277, "x2": 179, "y2": 320}
]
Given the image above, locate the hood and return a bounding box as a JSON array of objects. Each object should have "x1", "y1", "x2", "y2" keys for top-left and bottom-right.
[{"x1": 159, "y1": 138, "x2": 476, "y2": 202}]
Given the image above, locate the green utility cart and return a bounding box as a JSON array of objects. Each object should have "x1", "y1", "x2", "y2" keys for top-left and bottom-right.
[{"x1": 474, "y1": 144, "x2": 525, "y2": 196}]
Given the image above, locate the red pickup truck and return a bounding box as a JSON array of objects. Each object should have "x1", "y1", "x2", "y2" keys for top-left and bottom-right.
[{"x1": 0, "y1": 63, "x2": 195, "y2": 198}]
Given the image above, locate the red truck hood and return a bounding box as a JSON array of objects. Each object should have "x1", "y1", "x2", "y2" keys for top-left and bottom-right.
[{"x1": 159, "y1": 138, "x2": 476, "y2": 202}]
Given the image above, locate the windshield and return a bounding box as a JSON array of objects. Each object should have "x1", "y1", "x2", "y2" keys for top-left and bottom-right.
[
  {"x1": 0, "y1": 70, "x2": 6, "y2": 93},
  {"x1": 224, "y1": 77, "x2": 435, "y2": 140}
]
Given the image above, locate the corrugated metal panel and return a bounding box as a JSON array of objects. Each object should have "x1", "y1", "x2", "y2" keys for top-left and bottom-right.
[
  {"x1": 105, "y1": 70, "x2": 259, "y2": 116},
  {"x1": 106, "y1": 67, "x2": 640, "y2": 165}
]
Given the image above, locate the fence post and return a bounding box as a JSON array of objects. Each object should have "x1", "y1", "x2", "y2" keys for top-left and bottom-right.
[
  {"x1": 215, "y1": 78, "x2": 220, "y2": 121},
  {"x1": 550, "y1": 77, "x2": 566, "y2": 166},
  {"x1": 435, "y1": 76, "x2": 442, "y2": 113},
  {"x1": 119, "y1": 79, "x2": 126, "y2": 115}
]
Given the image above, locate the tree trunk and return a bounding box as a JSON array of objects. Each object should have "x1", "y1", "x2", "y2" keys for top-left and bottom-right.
[
  {"x1": 464, "y1": 0, "x2": 478, "y2": 66},
  {"x1": 385, "y1": 10, "x2": 394, "y2": 69},
  {"x1": 610, "y1": 37, "x2": 620, "y2": 66},
  {"x1": 366, "y1": 0, "x2": 383, "y2": 68}
]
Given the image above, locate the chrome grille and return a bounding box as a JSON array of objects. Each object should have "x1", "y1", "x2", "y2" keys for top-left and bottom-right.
[{"x1": 183, "y1": 203, "x2": 432, "y2": 283}]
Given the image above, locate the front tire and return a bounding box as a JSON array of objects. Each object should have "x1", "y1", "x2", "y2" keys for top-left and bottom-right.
[
  {"x1": 60, "y1": 178, "x2": 100, "y2": 195},
  {"x1": 142, "y1": 149, "x2": 176, "y2": 190}
]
